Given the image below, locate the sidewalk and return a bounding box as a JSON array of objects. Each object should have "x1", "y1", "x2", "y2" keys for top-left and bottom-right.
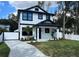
[{"x1": 5, "y1": 40, "x2": 46, "y2": 57}]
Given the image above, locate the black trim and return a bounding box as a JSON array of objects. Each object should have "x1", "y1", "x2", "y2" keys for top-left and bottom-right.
[
  {"x1": 25, "y1": 5, "x2": 48, "y2": 13},
  {"x1": 33, "y1": 20, "x2": 60, "y2": 27},
  {"x1": 20, "y1": 23, "x2": 34, "y2": 25},
  {"x1": 36, "y1": 28, "x2": 37, "y2": 40},
  {"x1": 39, "y1": 28, "x2": 41, "y2": 39},
  {"x1": 18, "y1": 32, "x2": 20, "y2": 40},
  {"x1": 3, "y1": 32, "x2": 4, "y2": 42},
  {"x1": 18, "y1": 5, "x2": 54, "y2": 16}
]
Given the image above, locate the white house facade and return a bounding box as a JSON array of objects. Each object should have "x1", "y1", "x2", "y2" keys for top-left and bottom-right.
[{"x1": 18, "y1": 5, "x2": 60, "y2": 41}]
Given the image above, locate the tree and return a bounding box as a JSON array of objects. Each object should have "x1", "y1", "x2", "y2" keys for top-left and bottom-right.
[
  {"x1": 23, "y1": 26, "x2": 32, "y2": 35},
  {"x1": 57, "y1": 1, "x2": 79, "y2": 35},
  {"x1": 8, "y1": 13, "x2": 17, "y2": 21},
  {"x1": 57, "y1": 1, "x2": 71, "y2": 39}
]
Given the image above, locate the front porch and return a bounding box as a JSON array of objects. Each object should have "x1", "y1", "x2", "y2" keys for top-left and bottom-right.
[
  {"x1": 33, "y1": 27, "x2": 58, "y2": 41},
  {"x1": 33, "y1": 20, "x2": 60, "y2": 41},
  {"x1": 20, "y1": 20, "x2": 60, "y2": 41}
]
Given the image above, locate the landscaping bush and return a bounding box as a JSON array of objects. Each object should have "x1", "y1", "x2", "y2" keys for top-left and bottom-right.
[{"x1": 0, "y1": 43, "x2": 10, "y2": 57}]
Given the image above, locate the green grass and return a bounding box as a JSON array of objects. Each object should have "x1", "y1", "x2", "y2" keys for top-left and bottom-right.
[
  {"x1": 31, "y1": 40, "x2": 79, "y2": 57},
  {"x1": 0, "y1": 42, "x2": 10, "y2": 57}
]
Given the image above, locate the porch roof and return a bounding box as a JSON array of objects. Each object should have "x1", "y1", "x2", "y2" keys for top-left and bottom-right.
[{"x1": 33, "y1": 20, "x2": 60, "y2": 27}]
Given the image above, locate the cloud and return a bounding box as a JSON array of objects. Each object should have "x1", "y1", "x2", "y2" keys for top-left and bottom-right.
[
  {"x1": 9, "y1": 1, "x2": 38, "y2": 9},
  {"x1": 9, "y1": 1, "x2": 58, "y2": 9},
  {"x1": 9, "y1": 1, "x2": 58, "y2": 15}
]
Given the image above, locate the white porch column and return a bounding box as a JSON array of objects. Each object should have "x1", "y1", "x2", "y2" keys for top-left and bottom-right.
[
  {"x1": 37, "y1": 28, "x2": 39, "y2": 40},
  {"x1": 20, "y1": 26, "x2": 22, "y2": 40},
  {"x1": 56, "y1": 29, "x2": 59, "y2": 39}
]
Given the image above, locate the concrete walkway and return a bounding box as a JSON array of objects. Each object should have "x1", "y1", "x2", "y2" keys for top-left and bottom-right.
[{"x1": 5, "y1": 40, "x2": 46, "y2": 57}]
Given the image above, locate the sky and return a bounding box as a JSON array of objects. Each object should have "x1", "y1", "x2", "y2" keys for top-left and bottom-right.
[{"x1": 0, "y1": 1, "x2": 58, "y2": 19}]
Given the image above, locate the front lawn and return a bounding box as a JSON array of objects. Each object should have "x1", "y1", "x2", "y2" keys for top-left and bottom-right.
[
  {"x1": 31, "y1": 40, "x2": 79, "y2": 57},
  {"x1": 0, "y1": 42, "x2": 10, "y2": 57}
]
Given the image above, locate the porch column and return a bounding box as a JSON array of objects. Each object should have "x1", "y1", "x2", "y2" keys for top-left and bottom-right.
[
  {"x1": 56, "y1": 28, "x2": 59, "y2": 39},
  {"x1": 37, "y1": 28, "x2": 39, "y2": 40},
  {"x1": 36, "y1": 27, "x2": 37, "y2": 40},
  {"x1": 36, "y1": 27, "x2": 39, "y2": 40}
]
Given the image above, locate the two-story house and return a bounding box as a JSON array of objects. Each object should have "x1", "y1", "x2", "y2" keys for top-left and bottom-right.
[{"x1": 18, "y1": 5, "x2": 60, "y2": 41}]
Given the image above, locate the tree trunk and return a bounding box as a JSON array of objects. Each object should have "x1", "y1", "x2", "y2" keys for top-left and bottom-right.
[{"x1": 62, "y1": 11, "x2": 66, "y2": 39}]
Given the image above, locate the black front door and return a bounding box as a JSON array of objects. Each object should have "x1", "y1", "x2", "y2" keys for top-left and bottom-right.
[{"x1": 39, "y1": 28, "x2": 41, "y2": 39}]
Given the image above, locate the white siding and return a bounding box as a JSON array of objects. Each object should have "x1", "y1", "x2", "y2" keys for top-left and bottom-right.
[
  {"x1": 19, "y1": 12, "x2": 53, "y2": 24},
  {"x1": 41, "y1": 28, "x2": 52, "y2": 40},
  {"x1": 20, "y1": 13, "x2": 46, "y2": 24},
  {"x1": 29, "y1": 8, "x2": 44, "y2": 12}
]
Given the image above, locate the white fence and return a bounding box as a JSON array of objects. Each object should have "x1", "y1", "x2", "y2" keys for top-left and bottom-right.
[
  {"x1": 65, "y1": 34, "x2": 79, "y2": 40},
  {"x1": 0, "y1": 33, "x2": 3, "y2": 42},
  {"x1": 56, "y1": 32, "x2": 79, "y2": 40},
  {"x1": 0, "y1": 32, "x2": 19, "y2": 42},
  {"x1": 4, "y1": 32, "x2": 19, "y2": 40}
]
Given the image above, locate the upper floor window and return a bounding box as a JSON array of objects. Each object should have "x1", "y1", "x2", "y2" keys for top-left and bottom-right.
[
  {"x1": 46, "y1": 15, "x2": 50, "y2": 20},
  {"x1": 22, "y1": 12, "x2": 33, "y2": 21},
  {"x1": 38, "y1": 13, "x2": 43, "y2": 19}
]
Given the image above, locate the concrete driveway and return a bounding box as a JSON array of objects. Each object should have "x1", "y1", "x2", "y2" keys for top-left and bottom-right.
[{"x1": 5, "y1": 40, "x2": 46, "y2": 57}]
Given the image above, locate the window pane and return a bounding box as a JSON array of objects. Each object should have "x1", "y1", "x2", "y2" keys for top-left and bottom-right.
[
  {"x1": 46, "y1": 15, "x2": 50, "y2": 20},
  {"x1": 22, "y1": 12, "x2": 33, "y2": 21},
  {"x1": 28, "y1": 12, "x2": 32, "y2": 21},
  {"x1": 22, "y1": 12, "x2": 28, "y2": 20},
  {"x1": 45, "y1": 28, "x2": 50, "y2": 33},
  {"x1": 38, "y1": 14, "x2": 43, "y2": 19}
]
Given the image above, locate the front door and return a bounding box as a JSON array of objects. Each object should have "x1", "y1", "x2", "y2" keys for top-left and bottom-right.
[{"x1": 39, "y1": 28, "x2": 41, "y2": 39}]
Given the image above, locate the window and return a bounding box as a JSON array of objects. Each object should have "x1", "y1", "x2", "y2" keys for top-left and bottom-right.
[
  {"x1": 46, "y1": 15, "x2": 50, "y2": 20},
  {"x1": 22, "y1": 12, "x2": 33, "y2": 21},
  {"x1": 35, "y1": 8, "x2": 39, "y2": 11},
  {"x1": 28, "y1": 12, "x2": 33, "y2": 21},
  {"x1": 45, "y1": 28, "x2": 50, "y2": 33},
  {"x1": 22, "y1": 12, "x2": 28, "y2": 20},
  {"x1": 38, "y1": 14, "x2": 43, "y2": 19},
  {"x1": 22, "y1": 27, "x2": 32, "y2": 36}
]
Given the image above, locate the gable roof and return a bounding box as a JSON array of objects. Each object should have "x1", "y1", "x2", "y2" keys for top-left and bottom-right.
[
  {"x1": 33, "y1": 20, "x2": 60, "y2": 27},
  {"x1": 18, "y1": 5, "x2": 54, "y2": 16},
  {"x1": 26, "y1": 5, "x2": 48, "y2": 13}
]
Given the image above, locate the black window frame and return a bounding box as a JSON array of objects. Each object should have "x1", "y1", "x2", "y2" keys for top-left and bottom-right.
[
  {"x1": 22, "y1": 12, "x2": 33, "y2": 21},
  {"x1": 38, "y1": 13, "x2": 43, "y2": 19},
  {"x1": 46, "y1": 14, "x2": 50, "y2": 20},
  {"x1": 35, "y1": 7, "x2": 39, "y2": 11},
  {"x1": 45, "y1": 28, "x2": 50, "y2": 33}
]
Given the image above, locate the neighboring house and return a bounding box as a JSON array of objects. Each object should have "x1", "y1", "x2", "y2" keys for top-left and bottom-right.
[
  {"x1": 0, "y1": 20, "x2": 10, "y2": 31},
  {"x1": 18, "y1": 5, "x2": 60, "y2": 41},
  {"x1": 0, "y1": 25, "x2": 10, "y2": 31}
]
